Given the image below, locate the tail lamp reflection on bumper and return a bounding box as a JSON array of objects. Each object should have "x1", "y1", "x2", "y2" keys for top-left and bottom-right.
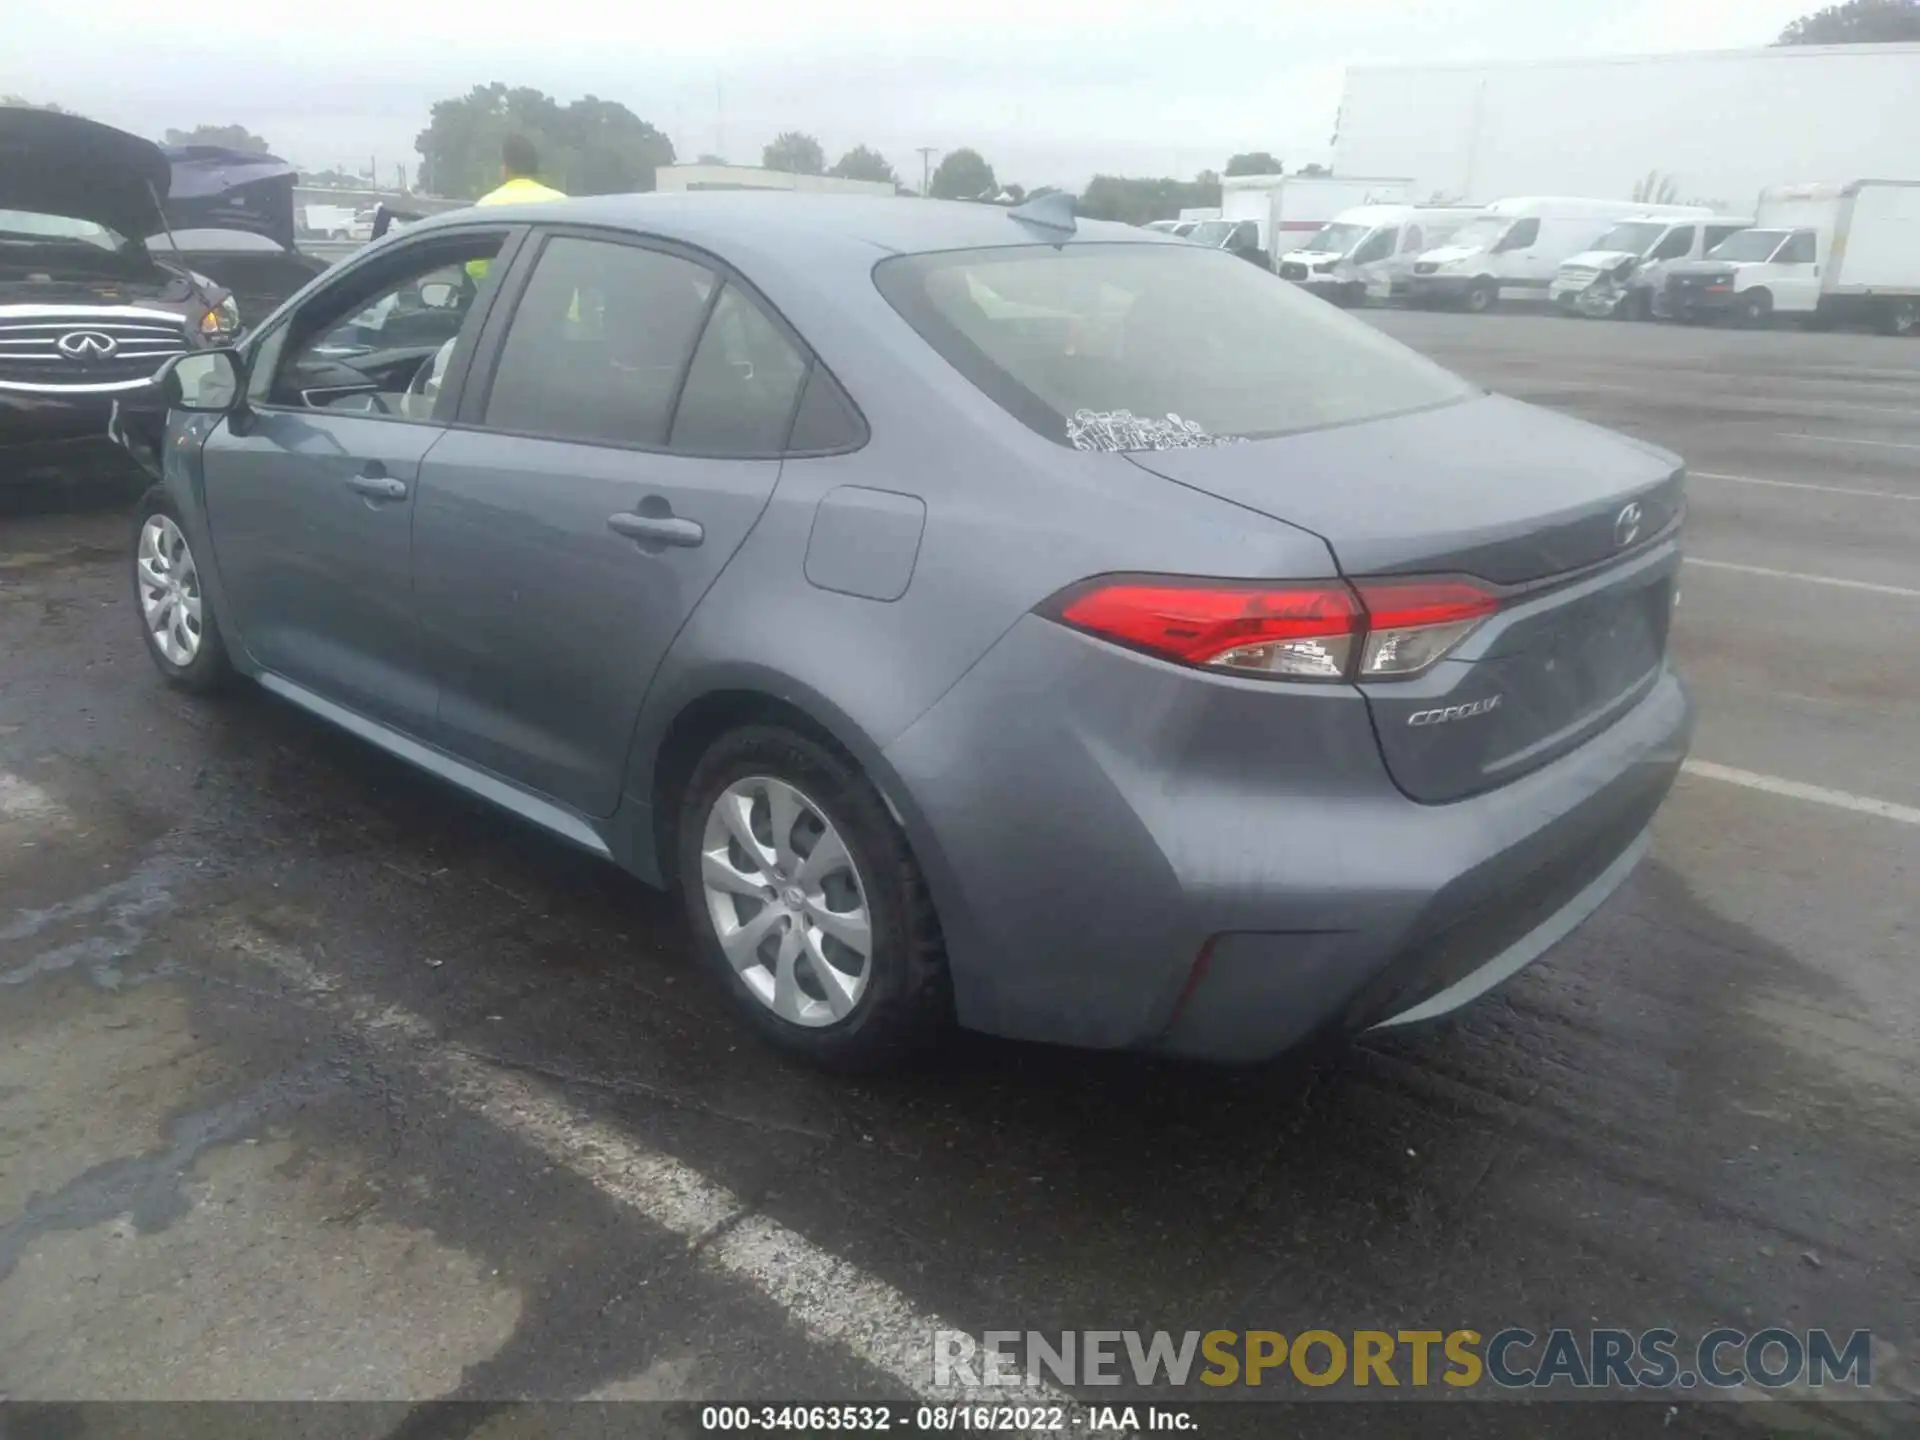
[{"x1": 1044, "y1": 575, "x2": 1501, "y2": 682}]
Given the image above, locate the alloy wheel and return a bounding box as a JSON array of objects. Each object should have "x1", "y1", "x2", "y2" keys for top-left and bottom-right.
[
  {"x1": 700, "y1": 775, "x2": 873, "y2": 1027},
  {"x1": 136, "y1": 514, "x2": 203, "y2": 667}
]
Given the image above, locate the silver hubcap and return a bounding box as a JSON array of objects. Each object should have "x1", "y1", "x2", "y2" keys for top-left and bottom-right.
[
  {"x1": 700, "y1": 775, "x2": 872, "y2": 1028},
  {"x1": 136, "y1": 514, "x2": 203, "y2": 666}
]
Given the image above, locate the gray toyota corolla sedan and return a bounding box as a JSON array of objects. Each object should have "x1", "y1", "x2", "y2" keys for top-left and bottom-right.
[{"x1": 125, "y1": 191, "x2": 1692, "y2": 1070}]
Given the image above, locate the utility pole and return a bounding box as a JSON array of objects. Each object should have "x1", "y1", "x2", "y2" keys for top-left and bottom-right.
[{"x1": 917, "y1": 146, "x2": 938, "y2": 197}]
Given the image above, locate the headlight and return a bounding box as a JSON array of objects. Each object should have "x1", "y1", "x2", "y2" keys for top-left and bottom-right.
[{"x1": 198, "y1": 294, "x2": 241, "y2": 338}]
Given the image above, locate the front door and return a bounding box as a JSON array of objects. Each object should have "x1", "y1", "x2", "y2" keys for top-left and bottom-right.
[
  {"x1": 1767, "y1": 230, "x2": 1823, "y2": 313},
  {"x1": 199, "y1": 227, "x2": 514, "y2": 735},
  {"x1": 414, "y1": 232, "x2": 808, "y2": 816}
]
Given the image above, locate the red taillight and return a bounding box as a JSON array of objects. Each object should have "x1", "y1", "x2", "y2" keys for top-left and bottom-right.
[
  {"x1": 1352, "y1": 578, "x2": 1502, "y2": 679},
  {"x1": 1048, "y1": 574, "x2": 1500, "y2": 682},
  {"x1": 1057, "y1": 578, "x2": 1361, "y2": 680}
]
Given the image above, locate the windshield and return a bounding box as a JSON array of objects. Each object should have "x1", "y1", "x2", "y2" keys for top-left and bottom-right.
[
  {"x1": 1186, "y1": 219, "x2": 1236, "y2": 247},
  {"x1": 1300, "y1": 222, "x2": 1369, "y2": 256},
  {"x1": 874, "y1": 243, "x2": 1475, "y2": 450},
  {"x1": 1440, "y1": 215, "x2": 1508, "y2": 250},
  {"x1": 1591, "y1": 221, "x2": 1667, "y2": 255},
  {"x1": 1709, "y1": 229, "x2": 1788, "y2": 262},
  {"x1": 0, "y1": 209, "x2": 123, "y2": 250}
]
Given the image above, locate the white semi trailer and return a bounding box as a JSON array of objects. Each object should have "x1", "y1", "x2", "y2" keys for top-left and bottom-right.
[{"x1": 1330, "y1": 43, "x2": 1920, "y2": 215}]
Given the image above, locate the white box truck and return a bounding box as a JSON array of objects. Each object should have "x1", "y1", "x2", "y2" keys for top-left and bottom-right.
[
  {"x1": 1663, "y1": 181, "x2": 1920, "y2": 334},
  {"x1": 1192, "y1": 175, "x2": 1411, "y2": 268},
  {"x1": 1408, "y1": 197, "x2": 1714, "y2": 312},
  {"x1": 1276, "y1": 204, "x2": 1481, "y2": 305}
]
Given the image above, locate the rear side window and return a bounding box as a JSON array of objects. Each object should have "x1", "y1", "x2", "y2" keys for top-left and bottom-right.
[
  {"x1": 484, "y1": 235, "x2": 716, "y2": 447},
  {"x1": 670, "y1": 283, "x2": 809, "y2": 455},
  {"x1": 874, "y1": 243, "x2": 1474, "y2": 450}
]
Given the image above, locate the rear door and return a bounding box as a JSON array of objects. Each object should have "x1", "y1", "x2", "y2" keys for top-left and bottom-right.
[{"x1": 412, "y1": 229, "x2": 810, "y2": 817}]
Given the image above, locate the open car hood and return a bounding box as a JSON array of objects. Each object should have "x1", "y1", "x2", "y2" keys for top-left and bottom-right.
[
  {"x1": 162, "y1": 146, "x2": 299, "y2": 251},
  {"x1": 0, "y1": 106, "x2": 169, "y2": 239}
]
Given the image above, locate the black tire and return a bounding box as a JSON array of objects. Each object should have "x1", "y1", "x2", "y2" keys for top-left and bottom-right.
[
  {"x1": 1463, "y1": 280, "x2": 1497, "y2": 314},
  {"x1": 131, "y1": 488, "x2": 232, "y2": 693},
  {"x1": 676, "y1": 725, "x2": 950, "y2": 1072},
  {"x1": 1739, "y1": 290, "x2": 1773, "y2": 328}
]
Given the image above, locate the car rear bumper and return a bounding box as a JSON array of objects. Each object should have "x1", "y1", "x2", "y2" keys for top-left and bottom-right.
[{"x1": 883, "y1": 614, "x2": 1692, "y2": 1061}]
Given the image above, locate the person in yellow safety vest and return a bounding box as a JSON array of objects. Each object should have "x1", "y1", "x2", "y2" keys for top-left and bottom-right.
[{"x1": 466, "y1": 135, "x2": 565, "y2": 281}]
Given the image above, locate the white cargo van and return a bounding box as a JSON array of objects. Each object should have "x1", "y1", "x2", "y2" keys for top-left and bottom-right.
[
  {"x1": 1550, "y1": 214, "x2": 1754, "y2": 319},
  {"x1": 1211, "y1": 174, "x2": 1413, "y2": 268},
  {"x1": 1663, "y1": 181, "x2": 1920, "y2": 334},
  {"x1": 1276, "y1": 204, "x2": 1481, "y2": 305},
  {"x1": 1409, "y1": 197, "x2": 1714, "y2": 312}
]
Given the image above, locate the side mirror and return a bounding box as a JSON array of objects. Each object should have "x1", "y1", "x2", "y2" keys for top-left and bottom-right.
[
  {"x1": 160, "y1": 350, "x2": 244, "y2": 413},
  {"x1": 418, "y1": 280, "x2": 461, "y2": 310}
]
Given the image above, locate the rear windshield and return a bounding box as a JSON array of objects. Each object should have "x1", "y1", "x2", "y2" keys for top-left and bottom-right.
[{"x1": 873, "y1": 243, "x2": 1474, "y2": 451}]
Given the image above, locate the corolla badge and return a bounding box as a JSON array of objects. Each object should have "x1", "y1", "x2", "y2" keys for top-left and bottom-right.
[
  {"x1": 1614, "y1": 501, "x2": 1644, "y2": 548},
  {"x1": 1408, "y1": 695, "x2": 1503, "y2": 727},
  {"x1": 57, "y1": 330, "x2": 120, "y2": 360}
]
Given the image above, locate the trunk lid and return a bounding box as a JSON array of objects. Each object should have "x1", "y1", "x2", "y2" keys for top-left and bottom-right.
[{"x1": 1128, "y1": 393, "x2": 1685, "y2": 802}]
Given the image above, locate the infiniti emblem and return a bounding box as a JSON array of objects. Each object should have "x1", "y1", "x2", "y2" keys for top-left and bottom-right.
[
  {"x1": 56, "y1": 330, "x2": 119, "y2": 360},
  {"x1": 1614, "y1": 501, "x2": 1644, "y2": 549}
]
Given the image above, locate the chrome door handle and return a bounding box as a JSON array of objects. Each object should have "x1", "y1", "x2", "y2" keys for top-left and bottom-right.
[
  {"x1": 347, "y1": 470, "x2": 408, "y2": 501},
  {"x1": 607, "y1": 512, "x2": 704, "y2": 547}
]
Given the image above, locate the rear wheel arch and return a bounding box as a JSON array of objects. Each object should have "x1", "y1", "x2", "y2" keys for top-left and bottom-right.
[{"x1": 647, "y1": 686, "x2": 908, "y2": 886}]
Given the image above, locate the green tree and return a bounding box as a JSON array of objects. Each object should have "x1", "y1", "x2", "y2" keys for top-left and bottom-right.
[
  {"x1": 1778, "y1": 0, "x2": 1920, "y2": 41},
  {"x1": 829, "y1": 145, "x2": 898, "y2": 185},
  {"x1": 1224, "y1": 151, "x2": 1284, "y2": 177},
  {"x1": 763, "y1": 131, "x2": 825, "y2": 174},
  {"x1": 695, "y1": 153, "x2": 729, "y2": 166},
  {"x1": 164, "y1": 124, "x2": 271, "y2": 154},
  {"x1": 414, "y1": 84, "x2": 672, "y2": 198},
  {"x1": 562, "y1": 95, "x2": 675, "y2": 194},
  {"x1": 930, "y1": 147, "x2": 996, "y2": 200},
  {"x1": 1078, "y1": 173, "x2": 1222, "y2": 227},
  {"x1": 2, "y1": 94, "x2": 78, "y2": 114}
]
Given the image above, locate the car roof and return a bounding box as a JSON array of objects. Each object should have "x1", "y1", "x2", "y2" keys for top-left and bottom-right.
[{"x1": 408, "y1": 190, "x2": 1165, "y2": 259}]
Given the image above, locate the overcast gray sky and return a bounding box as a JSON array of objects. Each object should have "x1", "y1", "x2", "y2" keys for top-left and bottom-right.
[{"x1": 5, "y1": 0, "x2": 1814, "y2": 188}]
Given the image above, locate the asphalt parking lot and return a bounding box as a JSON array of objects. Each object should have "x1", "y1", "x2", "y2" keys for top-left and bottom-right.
[{"x1": 2, "y1": 311, "x2": 1915, "y2": 1437}]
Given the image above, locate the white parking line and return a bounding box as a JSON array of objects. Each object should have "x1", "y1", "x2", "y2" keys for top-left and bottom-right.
[
  {"x1": 1691, "y1": 470, "x2": 1920, "y2": 503},
  {"x1": 218, "y1": 920, "x2": 1090, "y2": 1422},
  {"x1": 1682, "y1": 557, "x2": 1920, "y2": 598},
  {"x1": 1682, "y1": 761, "x2": 1920, "y2": 827},
  {"x1": 1776, "y1": 433, "x2": 1920, "y2": 452}
]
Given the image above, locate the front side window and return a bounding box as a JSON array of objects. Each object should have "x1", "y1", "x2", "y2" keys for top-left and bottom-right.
[
  {"x1": 1229, "y1": 221, "x2": 1259, "y2": 249},
  {"x1": 1403, "y1": 225, "x2": 1423, "y2": 252},
  {"x1": 1709, "y1": 229, "x2": 1789, "y2": 262},
  {"x1": 875, "y1": 243, "x2": 1474, "y2": 450},
  {"x1": 1495, "y1": 218, "x2": 1540, "y2": 251},
  {"x1": 1777, "y1": 231, "x2": 1817, "y2": 263},
  {"x1": 1351, "y1": 228, "x2": 1396, "y2": 265},
  {"x1": 483, "y1": 235, "x2": 716, "y2": 448},
  {"x1": 263, "y1": 231, "x2": 503, "y2": 418},
  {"x1": 1650, "y1": 226, "x2": 1696, "y2": 261}
]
